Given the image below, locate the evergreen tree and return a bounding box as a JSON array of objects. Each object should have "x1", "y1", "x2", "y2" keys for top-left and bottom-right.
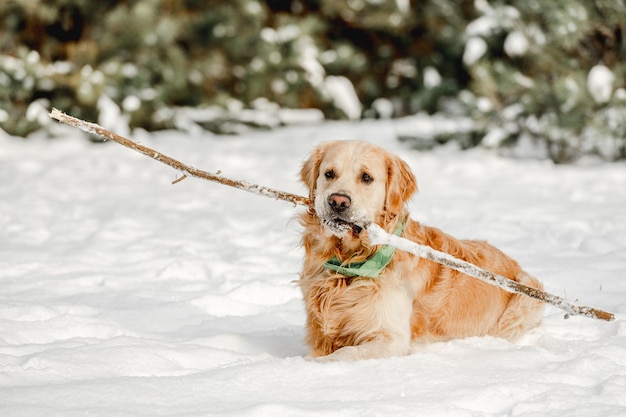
[
  {"x1": 1, "y1": 0, "x2": 624, "y2": 161},
  {"x1": 462, "y1": 0, "x2": 626, "y2": 161},
  {"x1": 0, "y1": 0, "x2": 470, "y2": 136}
]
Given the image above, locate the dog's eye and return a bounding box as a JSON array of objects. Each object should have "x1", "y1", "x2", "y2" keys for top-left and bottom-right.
[
  {"x1": 361, "y1": 173, "x2": 373, "y2": 184},
  {"x1": 325, "y1": 170, "x2": 336, "y2": 180}
]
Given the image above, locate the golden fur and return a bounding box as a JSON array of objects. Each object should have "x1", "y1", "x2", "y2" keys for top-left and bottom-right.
[{"x1": 298, "y1": 140, "x2": 544, "y2": 361}]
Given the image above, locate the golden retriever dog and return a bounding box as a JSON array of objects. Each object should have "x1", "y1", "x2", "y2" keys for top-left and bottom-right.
[{"x1": 298, "y1": 140, "x2": 544, "y2": 361}]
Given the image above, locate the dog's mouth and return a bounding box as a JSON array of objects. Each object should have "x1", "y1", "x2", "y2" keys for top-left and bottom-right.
[{"x1": 321, "y1": 217, "x2": 364, "y2": 236}]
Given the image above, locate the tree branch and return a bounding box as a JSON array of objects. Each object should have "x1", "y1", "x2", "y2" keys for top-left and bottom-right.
[
  {"x1": 366, "y1": 222, "x2": 614, "y2": 322},
  {"x1": 49, "y1": 108, "x2": 615, "y2": 322},
  {"x1": 49, "y1": 108, "x2": 312, "y2": 207}
]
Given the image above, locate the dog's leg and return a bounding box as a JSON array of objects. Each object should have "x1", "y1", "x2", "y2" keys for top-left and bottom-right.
[
  {"x1": 316, "y1": 285, "x2": 413, "y2": 361},
  {"x1": 490, "y1": 272, "x2": 545, "y2": 341},
  {"x1": 317, "y1": 338, "x2": 411, "y2": 361}
]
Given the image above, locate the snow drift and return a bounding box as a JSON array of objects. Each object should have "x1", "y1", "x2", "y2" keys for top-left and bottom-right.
[{"x1": 1, "y1": 119, "x2": 625, "y2": 416}]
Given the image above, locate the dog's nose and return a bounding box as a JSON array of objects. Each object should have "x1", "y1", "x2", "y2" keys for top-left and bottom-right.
[{"x1": 328, "y1": 193, "x2": 351, "y2": 212}]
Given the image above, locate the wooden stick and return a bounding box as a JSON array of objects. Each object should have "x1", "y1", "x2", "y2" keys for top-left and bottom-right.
[
  {"x1": 49, "y1": 108, "x2": 615, "y2": 322},
  {"x1": 49, "y1": 108, "x2": 312, "y2": 207},
  {"x1": 366, "y1": 223, "x2": 614, "y2": 321}
]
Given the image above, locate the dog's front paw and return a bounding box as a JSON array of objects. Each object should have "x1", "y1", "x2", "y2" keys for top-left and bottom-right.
[
  {"x1": 312, "y1": 340, "x2": 411, "y2": 362},
  {"x1": 314, "y1": 346, "x2": 362, "y2": 362}
]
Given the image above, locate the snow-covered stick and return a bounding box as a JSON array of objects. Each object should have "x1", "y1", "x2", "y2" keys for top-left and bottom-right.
[
  {"x1": 366, "y1": 222, "x2": 615, "y2": 322},
  {"x1": 49, "y1": 108, "x2": 311, "y2": 207},
  {"x1": 49, "y1": 108, "x2": 614, "y2": 322}
]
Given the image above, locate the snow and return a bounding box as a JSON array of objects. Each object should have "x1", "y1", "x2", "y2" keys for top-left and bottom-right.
[
  {"x1": 323, "y1": 76, "x2": 362, "y2": 120},
  {"x1": 423, "y1": 66, "x2": 442, "y2": 89},
  {"x1": 1, "y1": 119, "x2": 626, "y2": 416},
  {"x1": 504, "y1": 31, "x2": 530, "y2": 57},
  {"x1": 463, "y1": 37, "x2": 488, "y2": 66},
  {"x1": 98, "y1": 95, "x2": 131, "y2": 138},
  {"x1": 587, "y1": 64, "x2": 615, "y2": 103}
]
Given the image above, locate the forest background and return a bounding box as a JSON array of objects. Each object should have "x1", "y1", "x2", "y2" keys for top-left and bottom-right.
[{"x1": 1, "y1": 0, "x2": 625, "y2": 162}]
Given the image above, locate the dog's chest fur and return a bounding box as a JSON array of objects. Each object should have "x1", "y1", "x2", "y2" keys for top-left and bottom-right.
[{"x1": 299, "y1": 217, "x2": 421, "y2": 356}]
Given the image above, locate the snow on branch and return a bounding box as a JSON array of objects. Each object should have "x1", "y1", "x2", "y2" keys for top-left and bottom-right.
[
  {"x1": 49, "y1": 108, "x2": 311, "y2": 207},
  {"x1": 49, "y1": 108, "x2": 614, "y2": 322},
  {"x1": 366, "y1": 223, "x2": 615, "y2": 322}
]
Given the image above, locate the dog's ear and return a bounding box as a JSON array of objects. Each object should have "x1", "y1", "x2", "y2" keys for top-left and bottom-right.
[
  {"x1": 385, "y1": 153, "x2": 418, "y2": 215},
  {"x1": 300, "y1": 144, "x2": 326, "y2": 201}
]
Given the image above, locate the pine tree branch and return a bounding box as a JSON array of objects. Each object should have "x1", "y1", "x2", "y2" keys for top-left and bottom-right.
[{"x1": 49, "y1": 108, "x2": 615, "y2": 322}]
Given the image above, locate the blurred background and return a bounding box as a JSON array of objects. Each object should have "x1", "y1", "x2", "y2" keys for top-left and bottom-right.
[{"x1": 1, "y1": 0, "x2": 625, "y2": 162}]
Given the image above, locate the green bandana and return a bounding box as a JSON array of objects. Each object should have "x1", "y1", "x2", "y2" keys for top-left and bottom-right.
[{"x1": 324, "y1": 221, "x2": 405, "y2": 279}]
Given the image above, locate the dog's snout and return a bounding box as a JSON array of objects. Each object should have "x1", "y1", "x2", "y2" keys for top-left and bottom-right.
[{"x1": 328, "y1": 193, "x2": 351, "y2": 212}]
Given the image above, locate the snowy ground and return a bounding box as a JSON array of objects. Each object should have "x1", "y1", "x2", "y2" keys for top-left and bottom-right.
[{"x1": 1, "y1": 119, "x2": 625, "y2": 416}]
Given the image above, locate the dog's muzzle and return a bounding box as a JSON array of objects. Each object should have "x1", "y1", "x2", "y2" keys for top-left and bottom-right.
[{"x1": 319, "y1": 193, "x2": 364, "y2": 236}]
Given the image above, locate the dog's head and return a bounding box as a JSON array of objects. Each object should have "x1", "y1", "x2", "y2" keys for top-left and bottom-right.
[{"x1": 300, "y1": 141, "x2": 417, "y2": 237}]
